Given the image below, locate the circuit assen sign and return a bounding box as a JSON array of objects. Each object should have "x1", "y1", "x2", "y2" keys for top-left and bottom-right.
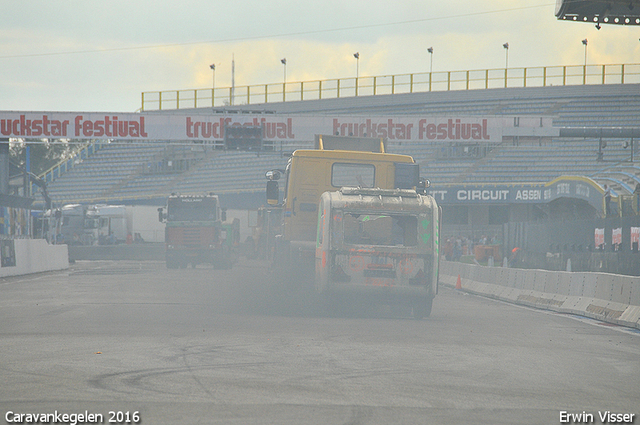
[
  {"x1": 428, "y1": 185, "x2": 545, "y2": 205},
  {"x1": 429, "y1": 177, "x2": 605, "y2": 213},
  {"x1": 0, "y1": 112, "x2": 505, "y2": 143}
]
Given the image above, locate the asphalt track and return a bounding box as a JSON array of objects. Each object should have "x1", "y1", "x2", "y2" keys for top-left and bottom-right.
[{"x1": 1, "y1": 259, "x2": 639, "y2": 424}]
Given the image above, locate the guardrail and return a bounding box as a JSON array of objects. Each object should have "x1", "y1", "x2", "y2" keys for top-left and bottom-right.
[{"x1": 141, "y1": 63, "x2": 640, "y2": 111}]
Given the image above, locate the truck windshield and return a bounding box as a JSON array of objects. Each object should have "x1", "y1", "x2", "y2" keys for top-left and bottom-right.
[
  {"x1": 331, "y1": 163, "x2": 375, "y2": 188},
  {"x1": 340, "y1": 212, "x2": 418, "y2": 246},
  {"x1": 167, "y1": 198, "x2": 217, "y2": 221}
]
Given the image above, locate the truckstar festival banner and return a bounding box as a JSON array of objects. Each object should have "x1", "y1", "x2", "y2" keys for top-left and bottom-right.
[{"x1": 0, "y1": 112, "x2": 509, "y2": 143}]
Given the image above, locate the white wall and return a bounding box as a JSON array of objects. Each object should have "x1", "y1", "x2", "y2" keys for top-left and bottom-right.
[{"x1": 0, "y1": 239, "x2": 69, "y2": 278}]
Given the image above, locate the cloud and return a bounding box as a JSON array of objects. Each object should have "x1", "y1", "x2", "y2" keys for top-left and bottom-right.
[{"x1": 1, "y1": 0, "x2": 638, "y2": 111}]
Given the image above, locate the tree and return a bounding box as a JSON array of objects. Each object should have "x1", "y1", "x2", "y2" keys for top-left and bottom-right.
[{"x1": 9, "y1": 139, "x2": 86, "y2": 176}]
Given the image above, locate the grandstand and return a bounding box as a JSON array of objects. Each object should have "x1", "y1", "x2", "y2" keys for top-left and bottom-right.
[
  {"x1": 42, "y1": 82, "x2": 640, "y2": 210},
  {"x1": 417, "y1": 139, "x2": 631, "y2": 184}
]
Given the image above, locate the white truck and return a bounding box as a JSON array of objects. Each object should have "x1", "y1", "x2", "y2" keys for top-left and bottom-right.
[
  {"x1": 45, "y1": 204, "x2": 98, "y2": 245},
  {"x1": 315, "y1": 187, "x2": 440, "y2": 318},
  {"x1": 92, "y1": 204, "x2": 130, "y2": 244}
]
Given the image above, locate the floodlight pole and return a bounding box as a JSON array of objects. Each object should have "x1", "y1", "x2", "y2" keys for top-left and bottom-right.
[
  {"x1": 209, "y1": 64, "x2": 216, "y2": 107},
  {"x1": 427, "y1": 47, "x2": 434, "y2": 91},
  {"x1": 231, "y1": 54, "x2": 235, "y2": 106},
  {"x1": 582, "y1": 39, "x2": 588, "y2": 84},
  {"x1": 582, "y1": 39, "x2": 588, "y2": 66},
  {"x1": 354, "y1": 52, "x2": 360, "y2": 96},
  {"x1": 281, "y1": 58, "x2": 287, "y2": 101},
  {"x1": 503, "y1": 43, "x2": 509, "y2": 69},
  {"x1": 503, "y1": 43, "x2": 509, "y2": 88}
]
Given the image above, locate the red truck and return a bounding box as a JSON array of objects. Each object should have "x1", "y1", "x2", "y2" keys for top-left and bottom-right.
[{"x1": 158, "y1": 194, "x2": 239, "y2": 269}]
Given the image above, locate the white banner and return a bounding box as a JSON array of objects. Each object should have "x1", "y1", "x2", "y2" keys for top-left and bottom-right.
[
  {"x1": 612, "y1": 227, "x2": 622, "y2": 246},
  {"x1": 631, "y1": 227, "x2": 640, "y2": 250},
  {"x1": 0, "y1": 111, "x2": 509, "y2": 143},
  {"x1": 595, "y1": 228, "x2": 605, "y2": 248}
]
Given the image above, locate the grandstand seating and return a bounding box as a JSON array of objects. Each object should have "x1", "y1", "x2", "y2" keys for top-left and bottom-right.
[{"x1": 42, "y1": 83, "x2": 640, "y2": 205}]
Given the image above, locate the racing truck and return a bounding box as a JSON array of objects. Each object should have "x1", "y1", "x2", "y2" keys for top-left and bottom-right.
[
  {"x1": 265, "y1": 135, "x2": 438, "y2": 316},
  {"x1": 315, "y1": 187, "x2": 439, "y2": 318},
  {"x1": 158, "y1": 194, "x2": 239, "y2": 269}
]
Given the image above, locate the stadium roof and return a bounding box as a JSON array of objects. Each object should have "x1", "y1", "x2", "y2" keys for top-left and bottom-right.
[{"x1": 556, "y1": 0, "x2": 640, "y2": 26}]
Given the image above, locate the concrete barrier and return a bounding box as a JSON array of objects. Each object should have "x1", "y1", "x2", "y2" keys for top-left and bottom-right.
[
  {"x1": 440, "y1": 261, "x2": 640, "y2": 330},
  {"x1": 0, "y1": 241, "x2": 166, "y2": 279},
  {"x1": 557, "y1": 272, "x2": 571, "y2": 296},
  {"x1": 631, "y1": 281, "x2": 640, "y2": 306},
  {"x1": 581, "y1": 274, "x2": 598, "y2": 298},
  {"x1": 568, "y1": 273, "x2": 584, "y2": 297},
  {"x1": 0, "y1": 239, "x2": 68, "y2": 278},
  {"x1": 533, "y1": 270, "x2": 547, "y2": 293}
]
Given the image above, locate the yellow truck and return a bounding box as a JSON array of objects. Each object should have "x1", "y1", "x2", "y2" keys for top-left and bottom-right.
[
  {"x1": 315, "y1": 187, "x2": 439, "y2": 318},
  {"x1": 265, "y1": 135, "x2": 439, "y2": 317}
]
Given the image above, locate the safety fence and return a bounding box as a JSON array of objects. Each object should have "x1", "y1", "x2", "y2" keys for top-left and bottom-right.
[{"x1": 141, "y1": 63, "x2": 640, "y2": 111}]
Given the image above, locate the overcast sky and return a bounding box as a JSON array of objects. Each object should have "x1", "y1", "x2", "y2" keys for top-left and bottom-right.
[{"x1": 1, "y1": 0, "x2": 638, "y2": 112}]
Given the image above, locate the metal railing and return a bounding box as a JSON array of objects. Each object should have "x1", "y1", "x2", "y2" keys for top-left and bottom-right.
[{"x1": 141, "y1": 63, "x2": 640, "y2": 111}]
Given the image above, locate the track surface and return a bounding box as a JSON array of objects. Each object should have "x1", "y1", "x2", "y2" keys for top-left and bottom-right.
[{"x1": 1, "y1": 259, "x2": 639, "y2": 424}]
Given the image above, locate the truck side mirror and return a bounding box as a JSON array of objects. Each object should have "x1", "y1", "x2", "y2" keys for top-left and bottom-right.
[
  {"x1": 266, "y1": 180, "x2": 279, "y2": 205},
  {"x1": 417, "y1": 177, "x2": 430, "y2": 194},
  {"x1": 157, "y1": 207, "x2": 164, "y2": 222},
  {"x1": 265, "y1": 170, "x2": 281, "y2": 180},
  {"x1": 221, "y1": 209, "x2": 227, "y2": 222}
]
